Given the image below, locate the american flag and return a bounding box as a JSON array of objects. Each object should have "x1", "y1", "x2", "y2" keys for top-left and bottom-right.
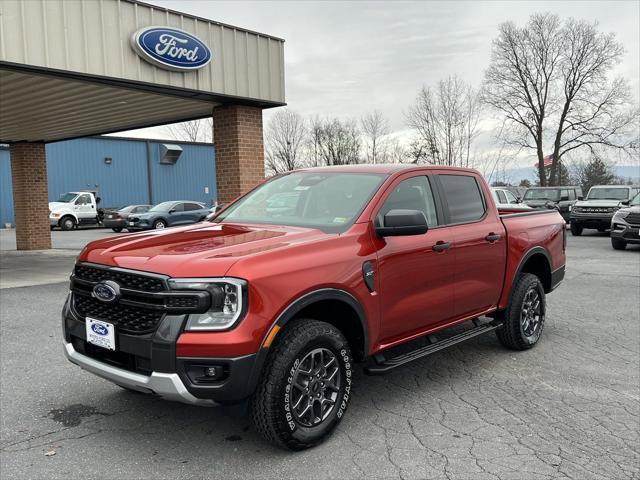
[{"x1": 533, "y1": 153, "x2": 554, "y2": 168}]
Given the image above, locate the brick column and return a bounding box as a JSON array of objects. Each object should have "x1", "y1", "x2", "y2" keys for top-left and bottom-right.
[
  {"x1": 212, "y1": 105, "x2": 265, "y2": 204},
  {"x1": 10, "y1": 142, "x2": 51, "y2": 250}
]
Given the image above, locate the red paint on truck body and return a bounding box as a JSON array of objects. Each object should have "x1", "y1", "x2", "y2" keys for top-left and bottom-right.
[{"x1": 78, "y1": 165, "x2": 565, "y2": 359}]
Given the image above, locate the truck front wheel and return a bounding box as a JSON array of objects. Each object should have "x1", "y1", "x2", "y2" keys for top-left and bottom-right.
[
  {"x1": 570, "y1": 222, "x2": 583, "y2": 236},
  {"x1": 496, "y1": 273, "x2": 546, "y2": 350},
  {"x1": 60, "y1": 216, "x2": 76, "y2": 231},
  {"x1": 251, "y1": 319, "x2": 353, "y2": 451}
]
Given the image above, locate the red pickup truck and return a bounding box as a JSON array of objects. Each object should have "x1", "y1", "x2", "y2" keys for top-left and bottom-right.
[{"x1": 62, "y1": 165, "x2": 566, "y2": 450}]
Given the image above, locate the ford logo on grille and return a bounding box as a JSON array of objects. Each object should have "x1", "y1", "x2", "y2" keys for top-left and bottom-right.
[
  {"x1": 131, "y1": 26, "x2": 212, "y2": 71},
  {"x1": 91, "y1": 324, "x2": 109, "y2": 336},
  {"x1": 92, "y1": 281, "x2": 121, "y2": 304}
]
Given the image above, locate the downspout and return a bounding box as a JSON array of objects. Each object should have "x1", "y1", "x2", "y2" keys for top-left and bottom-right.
[{"x1": 146, "y1": 141, "x2": 154, "y2": 204}]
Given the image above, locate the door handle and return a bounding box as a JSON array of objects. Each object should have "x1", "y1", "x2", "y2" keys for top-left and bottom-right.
[
  {"x1": 432, "y1": 242, "x2": 450, "y2": 252},
  {"x1": 485, "y1": 233, "x2": 501, "y2": 243}
]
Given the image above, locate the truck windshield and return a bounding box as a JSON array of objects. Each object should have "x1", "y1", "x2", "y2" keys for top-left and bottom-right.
[
  {"x1": 524, "y1": 189, "x2": 560, "y2": 201},
  {"x1": 57, "y1": 193, "x2": 78, "y2": 203},
  {"x1": 587, "y1": 188, "x2": 629, "y2": 200},
  {"x1": 630, "y1": 194, "x2": 640, "y2": 206},
  {"x1": 213, "y1": 172, "x2": 385, "y2": 232}
]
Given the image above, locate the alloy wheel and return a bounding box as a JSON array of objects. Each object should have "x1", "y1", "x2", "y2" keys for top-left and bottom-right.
[
  {"x1": 290, "y1": 348, "x2": 341, "y2": 428},
  {"x1": 520, "y1": 287, "x2": 543, "y2": 339}
]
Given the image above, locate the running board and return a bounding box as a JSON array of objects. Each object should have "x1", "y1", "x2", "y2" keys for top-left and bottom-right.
[{"x1": 363, "y1": 320, "x2": 503, "y2": 375}]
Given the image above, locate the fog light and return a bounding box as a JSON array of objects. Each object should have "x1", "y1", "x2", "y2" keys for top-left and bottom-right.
[{"x1": 204, "y1": 366, "x2": 223, "y2": 378}]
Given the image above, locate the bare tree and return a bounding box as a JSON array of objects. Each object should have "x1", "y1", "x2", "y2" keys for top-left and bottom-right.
[
  {"x1": 483, "y1": 13, "x2": 637, "y2": 186},
  {"x1": 310, "y1": 117, "x2": 361, "y2": 166},
  {"x1": 264, "y1": 109, "x2": 307, "y2": 175},
  {"x1": 406, "y1": 75, "x2": 481, "y2": 167},
  {"x1": 164, "y1": 118, "x2": 213, "y2": 143},
  {"x1": 361, "y1": 110, "x2": 390, "y2": 164},
  {"x1": 387, "y1": 138, "x2": 410, "y2": 164}
]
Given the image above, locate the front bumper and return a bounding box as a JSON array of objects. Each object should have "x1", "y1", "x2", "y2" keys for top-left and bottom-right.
[
  {"x1": 611, "y1": 223, "x2": 640, "y2": 244},
  {"x1": 63, "y1": 292, "x2": 262, "y2": 405},
  {"x1": 64, "y1": 342, "x2": 215, "y2": 406},
  {"x1": 570, "y1": 213, "x2": 614, "y2": 228}
]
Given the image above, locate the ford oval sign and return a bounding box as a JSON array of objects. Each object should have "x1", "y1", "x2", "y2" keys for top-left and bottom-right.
[
  {"x1": 131, "y1": 26, "x2": 212, "y2": 71},
  {"x1": 91, "y1": 323, "x2": 109, "y2": 336},
  {"x1": 92, "y1": 281, "x2": 121, "y2": 304}
]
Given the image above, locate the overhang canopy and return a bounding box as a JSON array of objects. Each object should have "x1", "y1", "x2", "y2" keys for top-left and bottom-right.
[{"x1": 0, "y1": 0, "x2": 285, "y2": 143}]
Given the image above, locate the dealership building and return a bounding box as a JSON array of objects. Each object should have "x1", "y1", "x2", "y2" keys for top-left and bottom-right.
[{"x1": 0, "y1": 0, "x2": 285, "y2": 249}]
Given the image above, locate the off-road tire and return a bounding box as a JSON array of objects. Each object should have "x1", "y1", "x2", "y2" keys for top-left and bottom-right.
[
  {"x1": 570, "y1": 222, "x2": 583, "y2": 236},
  {"x1": 111, "y1": 227, "x2": 123, "y2": 233},
  {"x1": 251, "y1": 319, "x2": 353, "y2": 451},
  {"x1": 496, "y1": 273, "x2": 546, "y2": 350},
  {"x1": 611, "y1": 237, "x2": 627, "y2": 250},
  {"x1": 60, "y1": 216, "x2": 76, "y2": 231}
]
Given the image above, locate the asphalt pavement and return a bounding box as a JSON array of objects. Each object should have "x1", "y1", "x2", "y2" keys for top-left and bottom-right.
[{"x1": 0, "y1": 230, "x2": 638, "y2": 479}]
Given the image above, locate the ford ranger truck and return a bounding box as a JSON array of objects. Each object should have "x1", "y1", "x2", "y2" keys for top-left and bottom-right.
[{"x1": 62, "y1": 165, "x2": 566, "y2": 450}]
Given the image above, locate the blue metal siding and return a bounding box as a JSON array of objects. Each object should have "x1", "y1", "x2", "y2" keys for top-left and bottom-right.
[
  {"x1": 0, "y1": 137, "x2": 216, "y2": 227},
  {"x1": 47, "y1": 138, "x2": 150, "y2": 209},
  {"x1": 0, "y1": 148, "x2": 13, "y2": 226},
  {"x1": 149, "y1": 143, "x2": 216, "y2": 206}
]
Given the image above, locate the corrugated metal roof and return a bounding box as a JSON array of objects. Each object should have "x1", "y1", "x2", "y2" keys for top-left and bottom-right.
[{"x1": 0, "y1": 69, "x2": 217, "y2": 142}]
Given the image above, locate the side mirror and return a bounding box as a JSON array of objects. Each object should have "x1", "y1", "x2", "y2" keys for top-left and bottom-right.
[
  {"x1": 96, "y1": 197, "x2": 101, "y2": 204},
  {"x1": 560, "y1": 196, "x2": 569, "y2": 202},
  {"x1": 578, "y1": 195, "x2": 584, "y2": 200},
  {"x1": 621, "y1": 199, "x2": 630, "y2": 206},
  {"x1": 375, "y1": 209, "x2": 428, "y2": 237},
  {"x1": 168, "y1": 209, "x2": 176, "y2": 214}
]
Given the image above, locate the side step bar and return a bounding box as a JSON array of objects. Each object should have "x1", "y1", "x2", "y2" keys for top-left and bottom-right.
[{"x1": 364, "y1": 320, "x2": 503, "y2": 375}]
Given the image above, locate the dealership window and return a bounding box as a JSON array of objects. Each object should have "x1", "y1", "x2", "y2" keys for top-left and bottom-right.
[
  {"x1": 439, "y1": 175, "x2": 486, "y2": 224},
  {"x1": 377, "y1": 176, "x2": 439, "y2": 227}
]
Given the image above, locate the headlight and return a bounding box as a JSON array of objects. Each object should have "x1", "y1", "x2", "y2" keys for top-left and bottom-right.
[
  {"x1": 168, "y1": 278, "x2": 247, "y2": 331},
  {"x1": 51, "y1": 213, "x2": 61, "y2": 218}
]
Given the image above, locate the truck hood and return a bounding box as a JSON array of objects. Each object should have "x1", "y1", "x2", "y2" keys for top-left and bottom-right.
[
  {"x1": 523, "y1": 200, "x2": 557, "y2": 208},
  {"x1": 49, "y1": 201, "x2": 72, "y2": 211},
  {"x1": 80, "y1": 222, "x2": 328, "y2": 278},
  {"x1": 574, "y1": 199, "x2": 623, "y2": 207}
]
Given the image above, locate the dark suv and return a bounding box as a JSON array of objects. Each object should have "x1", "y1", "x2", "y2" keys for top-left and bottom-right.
[{"x1": 522, "y1": 186, "x2": 583, "y2": 222}]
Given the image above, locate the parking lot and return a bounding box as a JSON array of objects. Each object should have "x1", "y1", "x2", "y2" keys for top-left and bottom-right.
[{"x1": 0, "y1": 229, "x2": 638, "y2": 480}]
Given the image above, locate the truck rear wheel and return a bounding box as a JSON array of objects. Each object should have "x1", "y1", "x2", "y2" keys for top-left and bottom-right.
[
  {"x1": 251, "y1": 319, "x2": 353, "y2": 451},
  {"x1": 60, "y1": 216, "x2": 76, "y2": 231},
  {"x1": 496, "y1": 273, "x2": 545, "y2": 350}
]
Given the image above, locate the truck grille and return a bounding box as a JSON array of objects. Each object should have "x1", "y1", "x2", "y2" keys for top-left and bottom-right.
[
  {"x1": 75, "y1": 265, "x2": 165, "y2": 292},
  {"x1": 626, "y1": 212, "x2": 640, "y2": 225},
  {"x1": 74, "y1": 294, "x2": 163, "y2": 334},
  {"x1": 70, "y1": 263, "x2": 209, "y2": 335}
]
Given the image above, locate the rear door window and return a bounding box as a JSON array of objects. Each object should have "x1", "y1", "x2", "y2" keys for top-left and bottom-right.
[
  {"x1": 504, "y1": 190, "x2": 518, "y2": 204},
  {"x1": 438, "y1": 175, "x2": 486, "y2": 224},
  {"x1": 184, "y1": 203, "x2": 203, "y2": 211},
  {"x1": 496, "y1": 190, "x2": 507, "y2": 204}
]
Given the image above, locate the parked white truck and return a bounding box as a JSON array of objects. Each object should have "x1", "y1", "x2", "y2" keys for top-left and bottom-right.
[{"x1": 49, "y1": 191, "x2": 103, "y2": 230}]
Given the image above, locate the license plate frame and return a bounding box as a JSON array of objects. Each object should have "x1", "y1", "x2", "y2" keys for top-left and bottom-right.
[{"x1": 86, "y1": 317, "x2": 117, "y2": 351}]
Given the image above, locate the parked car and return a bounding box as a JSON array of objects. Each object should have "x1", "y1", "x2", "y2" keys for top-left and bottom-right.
[
  {"x1": 570, "y1": 185, "x2": 640, "y2": 236},
  {"x1": 62, "y1": 165, "x2": 566, "y2": 450},
  {"x1": 610, "y1": 193, "x2": 640, "y2": 250},
  {"x1": 102, "y1": 205, "x2": 152, "y2": 232},
  {"x1": 522, "y1": 186, "x2": 583, "y2": 222},
  {"x1": 127, "y1": 201, "x2": 209, "y2": 230},
  {"x1": 49, "y1": 191, "x2": 103, "y2": 230},
  {"x1": 490, "y1": 187, "x2": 533, "y2": 214}
]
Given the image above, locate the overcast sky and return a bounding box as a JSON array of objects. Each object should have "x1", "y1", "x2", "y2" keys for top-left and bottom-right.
[{"x1": 126, "y1": 0, "x2": 639, "y2": 166}]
